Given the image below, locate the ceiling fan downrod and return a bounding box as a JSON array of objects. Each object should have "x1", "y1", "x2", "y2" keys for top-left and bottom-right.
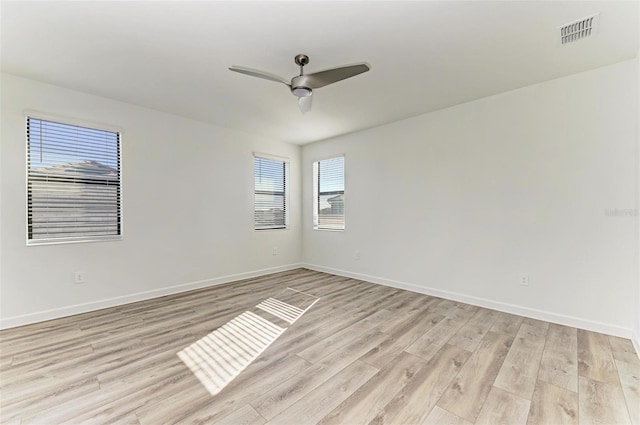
[{"x1": 294, "y1": 54, "x2": 309, "y2": 76}]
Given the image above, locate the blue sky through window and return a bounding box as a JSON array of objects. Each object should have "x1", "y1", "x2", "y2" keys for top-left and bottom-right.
[{"x1": 28, "y1": 118, "x2": 119, "y2": 172}]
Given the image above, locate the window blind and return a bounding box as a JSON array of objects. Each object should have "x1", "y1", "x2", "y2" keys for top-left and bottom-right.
[
  {"x1": 27, "y1": 117, "x2": 122, "y2": 244},
  {"x1": 254, "y1": 156, "x2": 288, "y2": 230},
  {"x1": 313, "y1": 156, "x2": 345, "y2": 230}
]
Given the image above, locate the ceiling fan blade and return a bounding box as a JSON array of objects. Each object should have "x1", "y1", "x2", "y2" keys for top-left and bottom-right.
[
  {"x1": 228, "y1": 66, "x2": 291, "y2": 87},
  {"x1": 303, "y1": 63, "x2": 370, "y2": 89},
  {"x1": 298, "y1": 95, "x2": 312, "y2": 114}
]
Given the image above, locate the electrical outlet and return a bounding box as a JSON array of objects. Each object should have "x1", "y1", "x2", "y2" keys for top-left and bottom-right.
[
  {"x1": 272, "y1": 246, "x2": 278, "y2": 256},
  {"x1": 74, "y1": 272, "x2": 85, "y2": 284},
  {"x1": 354, "y1": 250, "x2": 360, "y2": 260},
  {"x1": 519, "y1": 273, "x2": 529, "y2": 286}
]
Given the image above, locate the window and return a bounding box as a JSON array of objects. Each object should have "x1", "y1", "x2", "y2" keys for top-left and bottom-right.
[
  {"x1": 254, "y1": 155, "x2": 288, "y2": 230},
  {"x1": 26, "y1": 117, "x2": 122, "y2": 244},
  {"x1": 313, "y1": 156, "x2": 345, "y2": 230}
]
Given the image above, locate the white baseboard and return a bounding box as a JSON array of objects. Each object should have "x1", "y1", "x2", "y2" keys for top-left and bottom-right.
[
  {"x1": 302, "y1": 263, "x2": 634, "y2": 340},
  {"x1": 632, "y1": 330, "x2": 640, "y2": 360},
  {"x1": 0, "y1": 263, "x2": 303, "y2": 330}
]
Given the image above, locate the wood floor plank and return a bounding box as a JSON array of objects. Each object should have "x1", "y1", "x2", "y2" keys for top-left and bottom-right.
[
  {"x1": 609, "y1": 336, "x2": 640, "y2": 365},
  {"x1": 368, "y1": 344, "x2": 471, "y2": 425},
  {"x1": 0, "y1": 269, "x2": 634, "y2": 425},
  {"x1": 360, "y1": 311, "x2": 444, "y2": 369},
  {"x1": 22, "y1": 368, "x2": 198, "y2": 424},
  {"x1": 437, "y1": 331, "x2": 514, "y2": 423},
  {"x1": 493, "y1": 323, "x2": 547, "y2": 399},
  {"x1": 260, "y1": 289, "x2": 411, "y2": 368},
  {"x1": 318, "y1": 351, "x2": 425, "y2": 425},
  {"x1": 474, "y1": 386, "x2": 530, "y2": 425},
  {"x1": 95, "y1": 335, "x2": 196, "y2": 388},
  {"x1": 272, "y1": 287, "x2": 403, "y2": 351},
  {"x1": 297, "y1": 309, "x2": 392, "y2": 362},
  {"x1": 490, "y1": 312, "x2": 524, "y2": 337},
  {"x1": 267, "y1": 302, "x2": 372, "y2": 348},
  {"x1": 522, "y1": 318, "x2": 550, "y2": 330},
  {"x1": 283, "y1": 284, "x2": 404, "y2": 339},
  {"x1": 136, "y1": 353, "x2": 310, "y2": 424},
  {"x1": 405, "y1": 315, "x2": 470, "y2": 362},
  {"x1": 1, "y1": 339, "x2": 111, "y2": 386},
  {"x1": 0, "y1": 355, "x2": 14, "y2": 369},
  {"x1": 264, "y1": 360, "x2": 378, "y2": 425},
  {"x1": 353, "y1": 285, "x2": 406, "y2": 313},
  {"x1": 252, "y1": 329, "x2": 388, "y2": 420},
  {"x1": 249, "y1": 362, "x2": 332, "y2": 421},
  {"x1": 538, "y1": 323, "x2": 578, "y2": 392},
  {"x1": 117, "y1": 413, "x2": 142, "y2": 425},
  {"x1": 526, "y1": 380, "x2": 578, "y2": 425},
  {"x1": 577, "y1": 330, "x2": 619, "y2": 385},
  {"x1": 616, "y1": 359, "x2": 640, "y2": 425},
  {"x1": 212, "y1": 404, "x2": 266, "y2": 425},
  {"x1": 2, "y1": 332, "x2": 181, "y2": 397},
  {"x1": 439, "y1": 303, "x2": 479, "y2": 323},
  {"x1": 10, "y1": 342, "x2": 95, "y2": 367},
  {"x1": 448, "y1": 308, "x2": 500, "y2": 352},
  {"x1": 381, "y1": 291, "x2": 436, "y2": 316},
  {"x1": 578, "y1": 376, "x2": 631, "y2": 425},
  {"x1": 422, "y1": 406, "x2": 473, "y2": 425},
  {"x1": 1, "y1": 377, "x2": 102, "y2": 423}
]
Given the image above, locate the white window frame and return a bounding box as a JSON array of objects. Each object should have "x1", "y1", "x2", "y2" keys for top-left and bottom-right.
[
  {"x1": 253, "y1": 153, "x2": 289, "y2": 231},
  {"x1": 313, "y1": 155, "x2": 345, "y2": 231},
  {"x1": 25, "y1": 113, "x2": 123, "y2": 245}
]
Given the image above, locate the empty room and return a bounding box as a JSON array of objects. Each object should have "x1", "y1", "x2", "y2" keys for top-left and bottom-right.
[{"x1": 1, "y1": 1, "x2": 639, "y2": 424}]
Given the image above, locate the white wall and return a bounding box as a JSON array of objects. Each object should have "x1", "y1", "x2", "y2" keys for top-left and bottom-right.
[
  {"x1": 0, "y1": 74, "x2": 301, "y2": 328},
  {"x1": 3, "y1": 59, "x2": 638, "y2": 338},
  {"x1": 635, "y1": 49, "x2": 640, "y2": 353},
  {"x1": 302, "y1": 59, "x2": 638, "y2": 337}
]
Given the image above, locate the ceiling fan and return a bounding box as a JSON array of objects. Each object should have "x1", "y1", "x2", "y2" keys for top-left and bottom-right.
[{"x1": 229, "y1": 54, "x2": 370, "y2": 114}]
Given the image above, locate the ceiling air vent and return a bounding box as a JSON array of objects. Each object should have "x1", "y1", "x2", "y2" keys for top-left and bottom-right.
[{"x1": 559, "y1": 13, "x2": 599, "y2": 44}]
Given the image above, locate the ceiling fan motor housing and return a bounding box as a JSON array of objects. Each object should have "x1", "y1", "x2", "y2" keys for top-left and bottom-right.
[{"x1": 291, "y1": 75, "x2": 312, "y2": 97}]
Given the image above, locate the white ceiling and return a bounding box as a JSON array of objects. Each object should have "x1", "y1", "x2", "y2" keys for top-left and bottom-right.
[{"x1": 1, "y1": 1, "x2": 638, "y2": 145}]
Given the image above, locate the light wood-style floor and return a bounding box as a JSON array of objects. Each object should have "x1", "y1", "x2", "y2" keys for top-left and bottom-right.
[{"x1": 1, "y1": 269, "x2": 639, "y2": 425}]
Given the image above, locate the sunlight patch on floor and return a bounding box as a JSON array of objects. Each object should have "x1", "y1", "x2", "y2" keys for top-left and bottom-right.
[{"x1": 178, "y1": 288, "x2": 319, "y2": 396}]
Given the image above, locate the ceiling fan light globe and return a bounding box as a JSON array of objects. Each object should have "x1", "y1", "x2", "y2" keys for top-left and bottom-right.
[{"x1": 292, "y1": 86, "x2": 312, "y2": 97}]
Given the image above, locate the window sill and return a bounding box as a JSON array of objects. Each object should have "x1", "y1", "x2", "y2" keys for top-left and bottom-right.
[
  {"x1": 27, "y1": 236, "x2": 123, "y2": 246},
  {"x1": 255, "y1": 227, "x2": 290, "y2": 232}
]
